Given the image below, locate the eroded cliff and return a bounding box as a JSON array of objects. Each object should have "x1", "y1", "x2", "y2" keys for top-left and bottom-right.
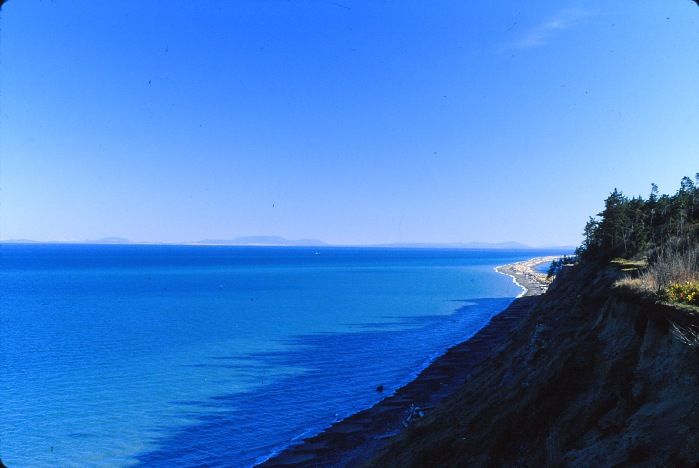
[{"x1": 371, "y1": 263, "x2": 699, "y2": 467}]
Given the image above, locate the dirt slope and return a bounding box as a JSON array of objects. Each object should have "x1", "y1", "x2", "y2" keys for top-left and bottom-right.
[{"x1": 370, "y1": 263, "x2": 699, "y2": 467}]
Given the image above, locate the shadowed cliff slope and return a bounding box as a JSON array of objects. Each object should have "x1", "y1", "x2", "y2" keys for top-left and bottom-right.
[{"x1": 370, "y1": 262, "x2": 699, "y2": 467}]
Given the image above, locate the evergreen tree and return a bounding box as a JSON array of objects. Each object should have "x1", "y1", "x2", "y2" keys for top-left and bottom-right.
[{"x1": 578, "y1": 174, "x2": 699, "y2": 262}]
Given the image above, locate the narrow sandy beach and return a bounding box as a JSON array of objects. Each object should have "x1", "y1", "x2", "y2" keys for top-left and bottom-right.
[
  {"x1": 495, "y1": 255, "x2": 559, "y2": 297},
  {"x1": 259, "y1": 256, "x2": 558, "y2": 467}
]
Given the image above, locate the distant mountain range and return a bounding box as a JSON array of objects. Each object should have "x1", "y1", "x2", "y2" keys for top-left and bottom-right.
[
  {"x1": 197, "y1": 239, "x2": 575, "y2": 249},
  {"x1": 372, "y1": 241, "x2": 534, "y2": 249},
  {"x1": 194, "y1": 236, "x2": 328, "y2": 247},
  {"x1": 1, "y1": 236, "x2": 575, "y2": 250}
]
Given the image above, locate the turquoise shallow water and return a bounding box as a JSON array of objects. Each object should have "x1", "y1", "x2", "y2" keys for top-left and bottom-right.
[{"x1": 0, "y1": 244, "x2": 567, "y2": 467}]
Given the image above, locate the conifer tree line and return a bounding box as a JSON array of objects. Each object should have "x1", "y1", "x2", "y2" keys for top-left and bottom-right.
[{"x1": 578, "y1": 174, "x2": 699, "y2": 262}]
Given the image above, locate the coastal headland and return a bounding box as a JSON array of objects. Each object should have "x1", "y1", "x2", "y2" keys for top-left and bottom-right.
[
  {"x1": 260, "y1": 256, "x2": 558, "y2": 467},
  {"x1": 369, "y1": 260, "x2": 699, "y2": 466}
]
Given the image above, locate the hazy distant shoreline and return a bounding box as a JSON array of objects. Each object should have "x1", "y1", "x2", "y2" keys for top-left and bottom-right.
[{"x1": 0, "y1": 236, "x2": 576, "y2": 250}]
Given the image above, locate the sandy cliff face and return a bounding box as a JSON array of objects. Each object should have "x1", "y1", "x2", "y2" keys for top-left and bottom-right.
[{"x1": 371, "y1": 263, "x2": 699, "y2": 467}]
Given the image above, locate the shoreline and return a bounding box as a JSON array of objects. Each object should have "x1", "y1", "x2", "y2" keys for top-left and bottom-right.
[
  {"x1": 259, "y1": 256, "x2": 558, "y2": 467},
  {"x1": 495, "y1": 255, "x2": 559, "y2": 297}
]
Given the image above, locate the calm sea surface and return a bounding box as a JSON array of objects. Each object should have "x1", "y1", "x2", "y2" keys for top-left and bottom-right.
[{"x1": 0, "y1": 244, "x2": 566, "y2": 467}]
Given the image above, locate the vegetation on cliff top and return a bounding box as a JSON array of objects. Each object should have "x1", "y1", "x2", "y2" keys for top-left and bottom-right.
[
  {"x1": 372, "y1": 176, "x2": 699, "y2": 466},
  {"x1": 577, "y1": 173, "x2": 699, "y2": 307}
]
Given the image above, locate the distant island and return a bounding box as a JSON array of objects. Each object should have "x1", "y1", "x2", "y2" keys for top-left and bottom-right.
[
  {"x1": 370, "y1": 240, "x2": 570, "y2": 250},
  {"x1": 193, "y1": 236, "x2": 328, "y2": 247},
  {"x1": 1, "y1": 236, "x2": 575, "y2": 250}
]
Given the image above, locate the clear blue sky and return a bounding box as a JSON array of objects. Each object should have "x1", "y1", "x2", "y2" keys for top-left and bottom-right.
[{"x1": 1, "y1": 1, "x2": 698, "y2": 246}]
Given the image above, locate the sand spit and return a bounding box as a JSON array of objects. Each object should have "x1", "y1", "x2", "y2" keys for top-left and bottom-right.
[{"x1": 495, "y1": 255, "x2": 560, "y2": 297}]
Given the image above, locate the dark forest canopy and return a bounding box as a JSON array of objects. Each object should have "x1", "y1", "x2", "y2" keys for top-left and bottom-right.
[{"x1": 579, "y1": 174, "x2": 699, "y2": 262}]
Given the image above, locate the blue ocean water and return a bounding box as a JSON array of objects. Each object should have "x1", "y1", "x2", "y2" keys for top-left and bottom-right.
[
  {"x1": 534, "y1": 261, "x2": 554, "y2": 274},
  {"x1": 0, "y1": 244, "x2": 566, "y2": 467}
]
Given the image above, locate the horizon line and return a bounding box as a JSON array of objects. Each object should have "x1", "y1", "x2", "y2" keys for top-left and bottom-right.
[{"x1": 0, "y1": 238, "x2": 578, "y2": 250}]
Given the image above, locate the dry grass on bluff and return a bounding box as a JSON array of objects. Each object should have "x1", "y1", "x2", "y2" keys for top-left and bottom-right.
[{"x1": 614, "y1": 245, "x2": 699, "y2": 307}]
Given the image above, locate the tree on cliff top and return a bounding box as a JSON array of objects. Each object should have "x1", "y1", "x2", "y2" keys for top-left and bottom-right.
[{"x1": 578, "y1": 174, "x2": 699, "y2": 262}]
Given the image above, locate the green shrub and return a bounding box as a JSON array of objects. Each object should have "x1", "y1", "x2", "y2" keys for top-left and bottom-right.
[{"x1": 664, "y1": 282, "x2": 699, "y2": 306}]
